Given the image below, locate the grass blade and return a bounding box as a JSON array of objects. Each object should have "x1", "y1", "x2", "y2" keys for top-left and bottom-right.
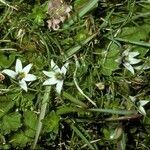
[
  {"x1": 63, "y1": 33, "x2": 97, "y2": 61},
  {"x1": 63, "y1": 0, "x2": 98, "y2": 28},
  {"x1": 32, "y1": 86, "x2": 51, "y2": 149},
  {"x1": 63, "y1": 92, "x2": 87, "y2": 108},
  {"x1": 70, "y1": 124, "x2": 95, "y2": 150},
  {"x1": 89, "y1": 108, "x2": 136, "y2": 115}
]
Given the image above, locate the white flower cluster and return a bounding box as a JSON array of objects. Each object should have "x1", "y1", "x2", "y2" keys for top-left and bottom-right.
[{"x1": 2, "y1": 59, "x2": 69, "y2": 94}]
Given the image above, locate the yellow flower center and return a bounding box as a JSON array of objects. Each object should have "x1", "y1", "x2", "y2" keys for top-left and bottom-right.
[
  {"x1": 55, "y1": 72, "x2": 64, "y2": 80},
  {"x1": 16, "y1": 72, "x2": 26, "y2": 80}
]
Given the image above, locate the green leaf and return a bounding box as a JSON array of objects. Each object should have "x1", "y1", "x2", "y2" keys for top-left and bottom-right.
[
  {"x1": 0, "y1": 52, "x2": 16, "y2": 68},
  {"x1": 24, "y1": 128, "x2": 36, "y2": 139},
  {"x1": 43, "y1": 111, "x2": 60, "y2": 134},
  {"x1": 0, "y1": 112, "x2": 22, "y2": 135},
  {"x1": 63, "y1": 92, "x2": 87, "y2": 108},
  {"x1": 102, "y1": 59, "x2": 119, "y2": 76},
  {"x1": 120, "y1": 133, "x2": 127, "y2": 150},
  {"x1": 0, "y1": 144, "x2": 10, "y2": 149},
  {"x1": 103, "y1": 128, "x2": 111, "y2": 139},
  {"x1": 74, "y1": 0, "x2": 88, "y2": 10},
  {"x1": 63, "y1": 33, "x2": 97, "y2": 61},
  {"x1": 23, "y1": 111, "x2": 37, "y2": 129},
  {"x1": 132, "y1": 46, "x2": 149, "y2": 56},
  {"x1": 31, "y1": 53, "x2": 47, "y2": 70},
  {"x1": 71, "y1": 124, "x2": 95, "y2": 150},
  {"x1": 56, "y1": 106, "x2": 84, "y2": 115},
  {"x1": 30, "y1": 4, "x2": 47, "y2": 26},
  {"x1": 21, "y1": 93, "x2": 35, "y2": 108},
  {"x1": 100, "y1": 43, "x2": 120, "y2": 75},
  {"x1": 88, "y1": 108, "x2": 135, "y2": 115},
  {"x1": 75, "y1": 29, "x2": 89, "y2": 42},
  {"x1": 23, "y1": 111, "x2": 38, "y2": 138},
  {"x1": 141, "y1": 4, "x2": 150, "y2": 13},
  {"x1": 10, "y1": 132, "x2": 29, "y2": 147},
  {"x1": 0, "y1": 95, "x2": 15, "y2": 118},
  {"x1": 119, "y1": 25, "x2": 150, "y2": 41},
  {"x1": 63, "y1": 0, "x2": 98, "y2": 28}
]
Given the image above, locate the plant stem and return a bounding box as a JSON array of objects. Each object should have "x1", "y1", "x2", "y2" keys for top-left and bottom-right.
[
  {"x1": 0, "y1": 0, "x2": 17, "y2": 10},
  {"x1": 115, "y1": 37, "x2": 150, "y2": 48},
  {"x1": 73, "y1": 55, "x2": 97, "y2": 107},
  {"x1": 32, "y1": 86, "x2": 51, "y2": 149}
]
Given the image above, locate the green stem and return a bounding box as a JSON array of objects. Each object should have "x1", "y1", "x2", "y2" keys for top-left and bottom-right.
[
  {"x1": 115, "y1": 37, "x2": 150, "y2": 48},
  {"x1": 32, "y1": 86, "x2": 51, "y2": 149},
  {"x1": 0, "y1": 0, "x2": 17, "y2": 10},
  {"x1": 63, "y1": 0, "x2": 99, "y2": 28}
]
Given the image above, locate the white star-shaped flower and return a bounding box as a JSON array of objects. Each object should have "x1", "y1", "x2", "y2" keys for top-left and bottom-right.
[
  {"x1": 138, "y1": 100, "x2": 149, "y2": 116},
  {"x1": 43, "y1": 60, "x2": 69, "y2": 94},
  {"x1": 130, "y1": 96, "x2": 149, "y2": 116},
  {"x1": 122, "y1": 50, "x2": 141, "y2": 74},
  {"x1": 2, "y1": 59, "x2": 37, "y2": 92}
]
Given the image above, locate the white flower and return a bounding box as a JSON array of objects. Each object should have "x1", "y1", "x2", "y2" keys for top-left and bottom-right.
[
  {"x1": 2, "y1": 59, "x2": 37, "y2": 92},
  {"x1": 130, "y1": 96, "x2": 149, "y2": 116},
  {"x1": 122, "y1": 50, "x2": 141, "y2": 74},
  {"x1": 135, "y1": 64, "x2": 150, "y2": 71},
  {"x1": 43, "y1": 60, "x2": 69, "y2": 94},
  {"x1": 138, "y1": 100, "x2": 149, "y2": 116}
]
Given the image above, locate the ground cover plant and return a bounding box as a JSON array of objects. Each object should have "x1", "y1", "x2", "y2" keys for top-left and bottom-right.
[{"x1": 0, "y1": 0, "x2": 150, "y2": 149}]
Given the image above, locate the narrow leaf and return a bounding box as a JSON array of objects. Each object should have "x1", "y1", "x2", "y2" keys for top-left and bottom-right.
[
  {"x1": 63, "y1": 92, "x2": 87, "y2": 108},
  {"x1": 71, "y1": 124, "x2": 95, "y2": 150}
]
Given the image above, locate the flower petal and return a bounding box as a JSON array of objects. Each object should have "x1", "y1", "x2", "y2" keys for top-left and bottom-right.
[
  {"x1": 123, "y1": 62, "x2": 134, "y2": 74},
  {"x1": 138, "y1": 106, "x2": 146, "y2": 116},
  {"x1": 43, "y1": 78, "x2": 58, "y2": 85},
  {"x1": 43, "y1": 71, "x2": 55, "y2": 78},
  {"x1": 129, "y1": 52, "x2": 139, "y2": 58},
  {"x1": 129, "y1": 96, "x2": 136, "y2": 103},
  {"x1": 128, "y1": 57, "x2": 141, "y2": 64},
  {"x1": 24, "y1": 74, "x2": 37, "y2": 81},
  {"x1": 139, "y1": 100, "x2": 149, "y2": 106},
  {"x1": 2, "y1": 69, "x2": 17, "y2": 79},
  {"x1": 56, "y1": 80, "x2": 63, "y2": 94},
  {"x1": 15, "y1": 59, "x2": 23, "y2": 73},
  {"x1": 135, "y1": 65, "x2": 150, "y2": 70},
  {"x1": 19, "y1": 80, "x2": 28, "y2": 92},
  {"x1": 51, "y1": 60, "x2": 61, "y2": 72},
  {"x1": 122, "y1": 50, "x2": 129, "y2": 56},
  {"x1": 61, "y1": 62, "x2": 69, "y2": 75},
  {"x1": 22, "y1": 64, "x2": 32, "y2": 74}
]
